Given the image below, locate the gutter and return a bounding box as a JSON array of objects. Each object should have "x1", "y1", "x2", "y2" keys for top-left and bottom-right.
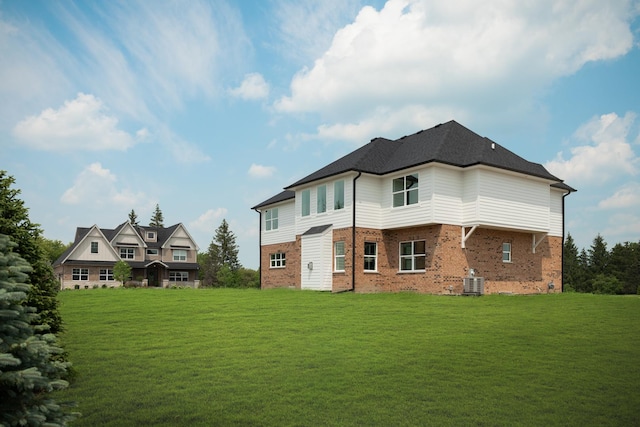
[
  {"x1": 351, "y1": 171, "x2": 362, "y2": 292},
  {"x1": 561, "y1": 191, "x2": 569, "y2": 293}
]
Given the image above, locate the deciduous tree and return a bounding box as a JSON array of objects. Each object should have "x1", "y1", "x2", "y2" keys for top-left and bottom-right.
[{"x1": 114, "y1": 260, "x2": 132, "y2": 286}]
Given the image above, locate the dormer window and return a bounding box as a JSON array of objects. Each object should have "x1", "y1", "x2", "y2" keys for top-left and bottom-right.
[{"x1": 147, "y1": 232, "x2": 155, "y2": 240}]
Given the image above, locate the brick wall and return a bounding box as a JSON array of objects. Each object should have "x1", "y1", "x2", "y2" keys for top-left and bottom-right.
[
  {"x1": 260, "y1": 239, "x2": 301, "y2": 289},
  {"x1": 260, "y1": 225, "x2": 563, "y2": 294}
]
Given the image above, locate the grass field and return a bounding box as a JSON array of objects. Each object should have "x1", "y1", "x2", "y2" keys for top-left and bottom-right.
[{"x1": 55, "y1": 289, "x2": 640, "y2": 426}]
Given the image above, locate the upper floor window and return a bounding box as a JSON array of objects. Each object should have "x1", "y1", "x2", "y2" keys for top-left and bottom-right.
[
  {"x1": 147, "y1": 232, "x2": 155, "y2": 240},
  {"x1": 364, "y1": 242, "x2": 377, "y2": 271},
  {"x1": 317, "y1": 185, "x2": 327, "y2": 213},
  {"x1": 120, "y1": 248, "x2": 135, "y2": 259},
  {"x1": 270, "y1": 252, "x2": 286, "y2": 268},
  {"x1": 502, "y1": 243, "x2": 512, "y2": 263},
  {"x1": 334, "y1": 180, "x2": 345, "y2": 210},
  {"x1": 334, "y1": 241, "x2": 345, "y2": 272},
  {"x1": 146, "y1": 248, "x2": 159, "y2": 256},
  {"x1": 173, "y1": 249, "x2": 187, "y2": 262},
  {"x1": 91, "y1": 241, "x2": 98, "y2": 253},
  {"x1": 265, "y1": 208, "x2": 278, "y2": 231},
  {"x1": 392, "y1": 174, "x2": 419, "y2": 207},
  {"x1": 301, "y1": 189, "x2": 310, "y2": 217},
  {"x1": 400, "y1": 240, "x2": 426, "y2": 271}
]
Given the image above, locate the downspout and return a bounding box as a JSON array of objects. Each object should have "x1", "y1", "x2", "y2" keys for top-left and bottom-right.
[
  {"x1": 351, "y1": 171, "x2": 362, "y2": 291},
  {"x1": 561, "y1": 192, "x2": 569, "y2": 293},
  {"x1": 253, "y1": 208, "x2": 262, "y2": 289}
]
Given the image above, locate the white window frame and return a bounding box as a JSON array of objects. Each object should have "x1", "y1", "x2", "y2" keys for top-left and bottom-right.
[
  {"x1": 503, "y1": 243, "x2": 512, "y2": 263},
  {"x1": 120, "y1": 247, "x2": 135, "y2": 259},
  {"x1": 91, "y1": 241, "x2": 98, "y2": 253},
  {"x1": 173, "y1": 249, "x2": 187, "y2": 262},
  {"x1": 265, "y1": 208, "x2": 279, "y2": 231},
  {"x1": 399, "y1": 240, "x2": 426, "y2": 272},
  {"x1": 99, "y1": 269, "x2": 114, "y2": 281},
  {"x1": 147, "y1": 232, "x2": 155, "y2": 239},
  {"x1": 270, "y1": 252, "x2": 286, "y2": 268},
  {"x1": 334, "y1": 180, "x2": 345, "y2": 210},
  {"x1": 392, "y1": 174, "x2": 419, "y2": 207},
  {"x1": 169, "y1": 271, "x2": 189, "y2": 282},
  {"x1": 301, "y1": 189, "x2": 310, "y2": 217},
  {"x1": 334, "y1": 241, "x2": 345, "y2": 272},
  {"x1": 364, "y1": 242, "x2": 377, "y2": 272},
  {"x1": 72, "y1": 268, "x2": 88, "y2": 280},
  {"x1": 317, "y1": 185, "x2": 327, "y2": 213}
]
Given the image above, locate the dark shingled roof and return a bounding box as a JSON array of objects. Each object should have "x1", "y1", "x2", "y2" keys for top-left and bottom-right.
[
  {"x1": 302, "y1": 224, "x2": 333, "y2": 236},
  {"x1": 252, "y1": 190, "x2": 295, "y2": 210},
  {"x1": 251, "y1": 121, "x2": 575, "y2": 210},
  {"x1": 287, "y1": 120, "x2": 573, "y2": 189}
]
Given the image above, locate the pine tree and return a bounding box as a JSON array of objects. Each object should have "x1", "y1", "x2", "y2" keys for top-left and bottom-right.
[
  {"x1": 0, "y1": 234, "x2": 76, "y2": 426},
  {"x1": 128, "y1": 209, "x2": 139, "y2": 226},
  {"x1": 149, "y1": 204, "x2": 164, "y2": 227},
  {"x1": 563, "y1": 233, "x2": 581, "y2": 291},
  {"x1": 588, "y1": 234, "x2": 609, "y2": 276},
  {"x1": 202, "y1": 219, "x2": 241, "y2": 287},
  {"x1": 0, "y1": 170, "x2": 62, "y2": 334}
]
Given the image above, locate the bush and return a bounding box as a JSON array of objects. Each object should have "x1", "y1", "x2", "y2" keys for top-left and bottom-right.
[{"x1": 591, "y1": 274, "x2": 623, "y2": 295}]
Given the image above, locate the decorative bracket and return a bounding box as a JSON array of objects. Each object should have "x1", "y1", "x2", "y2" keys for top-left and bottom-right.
[
  {"x1": 461, "y1": 225, "x2": 478, "y2": 249},
  {"x1": 532, "y1": 232, "x2": 548, "y2": 254}
]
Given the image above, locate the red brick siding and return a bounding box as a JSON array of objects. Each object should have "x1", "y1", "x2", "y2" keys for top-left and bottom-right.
[
  {"x1": 260, "y1": 239, "x2": 301, "y2": 289},
  {"x1": 260, "y1": 225, "x2": 563, "y2": 294}
]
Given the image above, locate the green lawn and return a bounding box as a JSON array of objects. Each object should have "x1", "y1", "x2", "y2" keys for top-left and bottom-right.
[{"x1": 55, "y1": 289, "x2": 640, "y2": 426}]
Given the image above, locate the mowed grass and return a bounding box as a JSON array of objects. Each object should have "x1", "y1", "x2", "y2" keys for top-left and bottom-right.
[{"x1": 55, "y1": 289, "x2": 640, "y2": 426}]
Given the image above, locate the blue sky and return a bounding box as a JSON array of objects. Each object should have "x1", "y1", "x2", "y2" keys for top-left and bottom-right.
[{"x1": 1, "y1": 0, "x2": 639, "y2": 268}]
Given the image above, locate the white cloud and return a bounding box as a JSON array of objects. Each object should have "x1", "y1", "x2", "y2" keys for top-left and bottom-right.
[
  {"x1": 545, "y1": 112, "x2": 639, "y2": 184},
  {"x1": 228, "y1": 73, "x2": 270, "y2": 100},
  {"x1": 248, "y1": 164, "x2": 277, "y2": 178},
  {"x1": 598, "y1": 182, "x2": 640, "y2": 209},
  {"x1": 13, "y1": 93, "x2": 143, "y2": 151},
  {"x1": 61, "y1": 162, "x2": 151, "y2": 207},
  {"x1": 189, "y1": 208, "x2": 229, "y2": 235},
  {"x1": 274, "y1": 0, "x2": 636, "y2": 141}
]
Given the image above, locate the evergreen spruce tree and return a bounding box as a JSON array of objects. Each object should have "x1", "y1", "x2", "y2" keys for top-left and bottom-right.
[
  {"x1": 128, "y1": 209, "x2": 139, "y2": 226},
  {"x1": 588, "y1": 234, "x2": 610, "y2": 277},
  {"x1": 0, "y1": 170, "x2": 62, "y2": 334},
  {"x1": 149, "y1": 204, "x2": 164, "y2": 227},
  {"x1": 562, "y1": 233, "x2": 581, "y2": 291},
  {"x1": 202, "y1": 219, "x2": 241, "y2": 287},
  {"x1": 0, "y1": 234, "x2": 76, "y2": 426}
]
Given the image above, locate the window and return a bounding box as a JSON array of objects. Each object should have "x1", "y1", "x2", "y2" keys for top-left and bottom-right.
[
  {"x1": 91, "y1": 241, "x2": 98, "y2": 253},
  {"x1": 99, "y1": 269, "x2": 114, "y2": 281},
  {"x1": 146, "y1": 248, "x2": 159, "y2": 255},
  {"x1": 392, "y1": 174, "x2": 419, "y2": 207},
  {"x1": 72, "y1": 268, "x2": 88, "y2": 280},
  {"x1": 334, "y1": 241, "x2": 345, "y2": 271},
  {"x1": 147, "y1": 232, "x2": 155, "y2": 239},
  {"x1": 317, "y1": 185, "x2": 327, "y2": 213},
  {"x1": 301, "y1": 189, "x2": 310, "y2": 217},
  {"x1": 173, "y1": 249, "x2": 187, "y2": 261},
  {"x1": 169, "y1": 271, "x2": 189, "y2": 282},
  {"x1": 265, "y1": 208, "x2": 278, "y2": 231},
  {"x1": 502, "y1": 243, "x2": 512, "y2": 262},
  {"x1": 270, "y1": 252, "x2": 286, "y2": 268},
  {"x1": 400, "y1": 240, "x2": 426, "y2": 271},
  {"x1": 364, "y1": 242, "x2": 377, "y2": 271},
  {"x1": 120, "y1": 247, "x2": 135, "y2": 259},
  {"x1": 334, "y1": 180, "x2": 345, "y2": 210}
]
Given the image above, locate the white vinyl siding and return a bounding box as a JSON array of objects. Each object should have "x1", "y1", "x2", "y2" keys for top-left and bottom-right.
[
  {"x1": 301, "y1": 227, "x2": 333, "y2": 291},
  {"x1": 472, "y1": 170, "x2": 550, "y2": 232},
  {"x1": 262, "y1": 201, "x2": 296, "y2": 245},
  {"x1": 432, "y1": 166, "x2": 462, "y2": 224},
  {"x1": 549, "y1": 190, "x2": 564, "y2": 237},
  {"x1": 294, "y1": 176, "x2": 353, "y2": 235}
]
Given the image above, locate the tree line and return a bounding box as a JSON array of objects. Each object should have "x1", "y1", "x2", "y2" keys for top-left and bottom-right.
[{"x1": 564, "y1": 233, "x2": 640, "y2": 294}]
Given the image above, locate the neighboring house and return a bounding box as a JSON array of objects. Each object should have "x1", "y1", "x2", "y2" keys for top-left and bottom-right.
[
  {"x1": 53, "y1": 222, "x2": 200, "y2": 289},
  {"x1": 252, "y1": 120, "x2": 575, "y2": 294}
]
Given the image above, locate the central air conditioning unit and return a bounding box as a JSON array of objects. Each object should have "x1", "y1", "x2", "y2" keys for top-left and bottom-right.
[{"x1": 463, "y1": 277, "x2": 485, "y2": 295}]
